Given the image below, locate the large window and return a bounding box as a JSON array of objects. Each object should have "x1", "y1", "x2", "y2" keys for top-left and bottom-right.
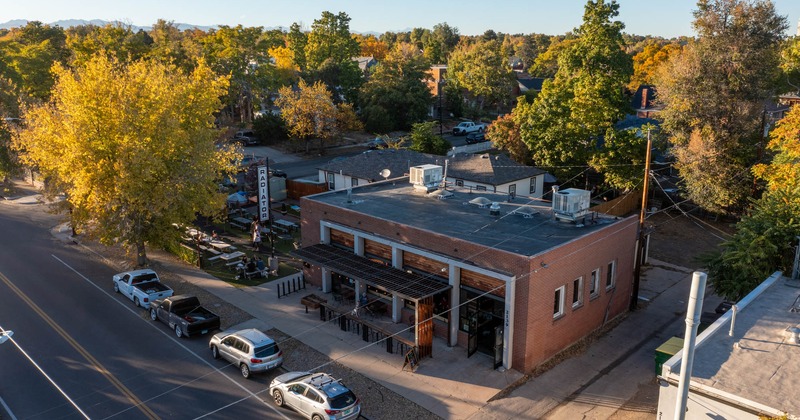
[
  {"x1": 475, "y1": 185, "x2": 487, "y2": 191},
  {"x1": 459, "y1": 287, "x2": 504, "y2": 332},
  {"x1": 572, "y1": 277, "x2": 583, "y2": 308},
  {"x1": 529, "y1": 178, "x2": 536, "y2": 194},
  {"x1": 606, "y1": 261, "x2": 616, "y2": 289},
  {"x1": 590, "y1": 269, "x2": 600, "y2": 298},
  {"x1": 351, "y1": 177, "x2": 358, "y2": 187},
  {"x1": 554, "y1": 286, "x2": 565, "y2": 318}
]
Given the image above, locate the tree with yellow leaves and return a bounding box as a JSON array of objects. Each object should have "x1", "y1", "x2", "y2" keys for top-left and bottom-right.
[
  {"x1": 275, "y1": 79, "x2": 362, "y2": 154},
  {"x1": 16, "y1": 55, "x2": 237, "y2": 266}
]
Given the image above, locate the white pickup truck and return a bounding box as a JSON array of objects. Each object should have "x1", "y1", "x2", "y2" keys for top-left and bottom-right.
[
  {"x1": 452, "y1": 121, "x2": 487, "y2": 136},
  {"x1": 113, "y1": 269, "x2": 174, "y2": 309}
]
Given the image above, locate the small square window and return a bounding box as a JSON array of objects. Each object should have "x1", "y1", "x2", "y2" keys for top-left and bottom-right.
[
  {"x1": 554, "y1": 286, "x2": 565, "y2": 318},
  {"x1": 456, "y1": 179, "x2": 464, "y2": 187}
]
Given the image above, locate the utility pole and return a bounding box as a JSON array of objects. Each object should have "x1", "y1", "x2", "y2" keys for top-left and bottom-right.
[{"x1": 631, "y1": 129, "x2": 652, "y2": 311}]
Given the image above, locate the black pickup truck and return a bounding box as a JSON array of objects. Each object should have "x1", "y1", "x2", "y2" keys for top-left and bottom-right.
[{"x1": 149, "y1": 295, "x2": 221, "y2": 338}]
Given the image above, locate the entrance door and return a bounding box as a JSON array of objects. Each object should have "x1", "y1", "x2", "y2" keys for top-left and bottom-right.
[
  {"x1": 493, "y1": 326, "x2": 503, "y2": 369},
  {"x1": 467, "y1": 303, "x2": 478, "y2": 357}
]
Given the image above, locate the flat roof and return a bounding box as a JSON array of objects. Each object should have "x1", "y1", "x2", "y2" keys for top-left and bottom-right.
[
  {"x1": 671, "y1": 275, "x2": 800, "y2": 414},
  {"x1": 304, "y1": 179, "x2": 624, "y2": 257}
]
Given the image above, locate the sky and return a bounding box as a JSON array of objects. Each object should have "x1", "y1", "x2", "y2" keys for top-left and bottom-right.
[{"x1": 3, "y1": 0, "x2": 800, "y2": 38}]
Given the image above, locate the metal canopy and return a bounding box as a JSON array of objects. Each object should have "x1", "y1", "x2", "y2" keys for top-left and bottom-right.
[{"x1": 292, "y1": 244, "x2": 451, "y2": 301}]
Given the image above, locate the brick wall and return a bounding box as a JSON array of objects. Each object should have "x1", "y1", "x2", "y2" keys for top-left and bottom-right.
[{"x1": 300, "y1": 196, "x2": 639, "y2": 373}]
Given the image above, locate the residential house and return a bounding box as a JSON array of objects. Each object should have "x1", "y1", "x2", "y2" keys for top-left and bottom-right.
[
  {"x1": 293, "y1": 171, "x2": 638, "y2": 372},
  {"x1": 353, "y1": 56, "x2": 378, "y2": 74},
  {"x1": 317, "y1": 150, "x2": 549, "y2": 200},
  {"x1": 657, "y1": 272, "x2": 800, "y2": 419}
]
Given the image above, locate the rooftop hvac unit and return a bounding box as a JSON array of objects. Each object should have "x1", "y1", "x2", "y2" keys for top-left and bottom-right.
[
  {"x1": 410, "y1": 164, "x2": 443, "y2": 192},
  {"x1": 551, "y1": 187, "x2": 590, "y2": 222}
]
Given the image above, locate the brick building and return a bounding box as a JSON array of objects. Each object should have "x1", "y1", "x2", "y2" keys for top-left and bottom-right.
[{"x1": 294, "y1": 166, "x2": 638, "y2": 373}]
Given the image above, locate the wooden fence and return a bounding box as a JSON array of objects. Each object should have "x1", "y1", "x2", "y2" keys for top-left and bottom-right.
[
  {"x1": 286, "y1": 179, "x2": 328, "y2": 200},
  {"x1": 590, "y1": 191, "x2": 641, "y2": 217}
]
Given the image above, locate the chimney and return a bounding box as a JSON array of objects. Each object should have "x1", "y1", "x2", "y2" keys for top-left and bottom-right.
[{"x1": 641, "y1": 88, "x2": 649, "y2": 109}]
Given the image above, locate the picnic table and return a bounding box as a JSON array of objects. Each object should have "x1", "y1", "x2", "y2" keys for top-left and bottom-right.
[
  {"x1": 230, "y1": 216, "x2": 253, "y2": 231},
  {"x1": 208, "y1": 239, "x2": 235, "y2": 252},
  {"x1": 274, "y1": 219, "x2": 299, "y2": 231},
  {"x1": 219, "y1": 251, "x2": 245, "y2": 264}
]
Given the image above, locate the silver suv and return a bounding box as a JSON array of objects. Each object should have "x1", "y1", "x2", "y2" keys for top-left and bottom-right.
[
  {"x1": 269, "y1": 371, "x2": 361, "y2": 420},
  {"x1": 209, "y1": 329, "x2": 283, "y2": 378}
]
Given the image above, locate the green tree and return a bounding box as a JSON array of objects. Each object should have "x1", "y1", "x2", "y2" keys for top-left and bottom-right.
[
  {"x1": 0, "y1": 21, "x2": 69, "y2": 102},
  {"x1": 276, "y1": 79, "x2": 363, "y2": 154},
  {"x1": 409, "y1": 121, "x2": 450, "y2": 155},
  {"x1": 305, "y1": 12, "x2": 360, "y2": 71},
  {"x1": 359, "y1": 42, "x2": 432, "y2": 132},
  {"x1": 517, "y1": 0, "x2": 633, "y2": 183},
  {"x1": 147, "y1": 19, "x2": 196, "y2": 71},
  {"x1": 656, "y1": 0, "x2": 787, "y2": 215},
  {"x1": 529, "y1": 36, "x2": 574, "y2": 78},
  {"x1": 66, "y1": 23, "x2": 152, "y2": 66},
  {"x1": 588, "y1": 128, "x2": 650, "y2": 190},
  {"x1": 286, "y1": 23, "x2": 307, "y2": 72},
  {"x1": 703, "y1": 102, "x2": 800, "y2": 300},
  {"x1": 16, "y1": 55, "x2": 235, "y2": 266},
  {"x1": 252, "y1": 113, "x2": 287, "y2": 144},
  {"x1": 447, "y1": 39, "x2": 515, "y2": 113},
  {"x1": 423, "y1": 23, "x2": 460, "y2": 64},
  {"x1": 201, "y1": 25, "x2": 273, "y2": 123}
]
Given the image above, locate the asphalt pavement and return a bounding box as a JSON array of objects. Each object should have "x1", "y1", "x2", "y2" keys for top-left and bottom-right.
[{"x1": 4, "y1": 153, "x2": 721, "y2": 419}]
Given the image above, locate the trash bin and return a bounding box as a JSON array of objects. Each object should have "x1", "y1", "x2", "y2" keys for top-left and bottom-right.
[{"x1": 655, "y1": 337, "x2": 684, "y2": 376}]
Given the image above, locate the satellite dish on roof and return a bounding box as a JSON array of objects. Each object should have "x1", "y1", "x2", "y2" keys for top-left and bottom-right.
[{"x1": 380, "y1": 169, "x2": 391, "y2": 180}]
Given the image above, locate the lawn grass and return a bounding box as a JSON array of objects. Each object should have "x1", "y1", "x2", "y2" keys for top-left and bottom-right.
[{"x1": 191, "y1": 220, "x2": 302, "y2": 288}]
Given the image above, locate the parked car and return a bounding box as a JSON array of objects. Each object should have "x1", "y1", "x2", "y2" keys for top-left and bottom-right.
[
  {"x1": 233, "y1": 130, "x2": 259, "y2": 146},
  {"x1": 209, "y1": 328, "x2": 283, "y2": 378},
  {"x1": 270, "y1": 371, "x2": 361, "y2": 420},
  {"x1": 452, "y1": 121, "x2": 486, "y2": 136},
  {"x1": 367, "y1": 137, "x2": 388, "y2": 150},
  {"x1": 149, "y1": 295, "x2": 221, "y2": 338},
  {"x1": 112, "y1": 269, "x2": 173, "y2": 309},
  {"x1": 270, "y1": 169, "x2": 287, "y2": 178},
  {"x1": 465, "y1": 132, "x2": 487, "y2": 144}
]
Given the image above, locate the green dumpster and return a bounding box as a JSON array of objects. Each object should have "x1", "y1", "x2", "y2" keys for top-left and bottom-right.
[{"x1": 655, "y1": 337, "x2": 684, "y2": 376}]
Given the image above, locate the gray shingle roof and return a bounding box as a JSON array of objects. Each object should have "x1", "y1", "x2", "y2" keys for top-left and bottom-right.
[{"x1": 319, "y1": 150, "x2": 546, "y2": 186}]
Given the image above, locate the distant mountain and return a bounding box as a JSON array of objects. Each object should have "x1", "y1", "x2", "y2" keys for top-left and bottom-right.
[
  {"x1": 0, "y1": 19, "x2": 216, "y2": 32},
  {"x1": 0, "y1": 18, "x2": 401, "y2": 35}
]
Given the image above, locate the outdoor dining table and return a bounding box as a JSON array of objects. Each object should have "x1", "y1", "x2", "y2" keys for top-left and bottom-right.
[
  {"x1": 274, "y1": 219, "x2": 299, "y2": 231},
  {"x1": 219, "y1": 251, "x2": 245, "y2": 262},
  {"x1": 232, "y1": 216, "x2": 253, "y2": 226},
  {"x1": 208, "y1": 240, "x2": 235, "y2": 252}
]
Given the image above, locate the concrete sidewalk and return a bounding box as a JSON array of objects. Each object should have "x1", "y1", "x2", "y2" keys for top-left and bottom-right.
[{"x1": 140, "y1": 242, "x2": 701, "y2": 419}]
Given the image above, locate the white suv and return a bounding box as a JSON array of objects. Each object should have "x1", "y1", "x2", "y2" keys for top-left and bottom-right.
[
  {"x1": 270, "y1": 371, "x2": 361, "y2": 420},
  {"x1": 209, "y1": 329, "x2": 283, "y2": 378}
]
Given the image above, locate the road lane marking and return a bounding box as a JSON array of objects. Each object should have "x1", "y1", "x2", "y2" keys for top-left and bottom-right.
[
  {"x1": 0, "y1": 395, "x2": 19, "y2": 420},
  {"x1": 0, "y1": 270, "x2": 159, "y2": 420},
  {"x1": 51, "y1": 255, "x2": 290, "y2": 419}
]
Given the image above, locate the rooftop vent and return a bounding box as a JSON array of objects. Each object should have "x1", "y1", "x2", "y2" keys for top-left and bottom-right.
[
  {"x1": 410, "y1": 164, "x2": 443, "y2": 192},
  {"x1": 552, "y1": 187, "x2": 590, "y2": 222},
  {"x1": 489, "y1": 202, "x2": 501, "y2": 216}
]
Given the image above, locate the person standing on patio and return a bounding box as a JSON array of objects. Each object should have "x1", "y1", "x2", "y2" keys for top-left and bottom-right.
[{"x1": 252, "y1": 228, "x2": 261, "y2": 251}]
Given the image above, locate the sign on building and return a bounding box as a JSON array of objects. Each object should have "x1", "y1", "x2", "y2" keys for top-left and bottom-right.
[{"x1": 257, "y1": 166, "x2": 270, "y2": 222}]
